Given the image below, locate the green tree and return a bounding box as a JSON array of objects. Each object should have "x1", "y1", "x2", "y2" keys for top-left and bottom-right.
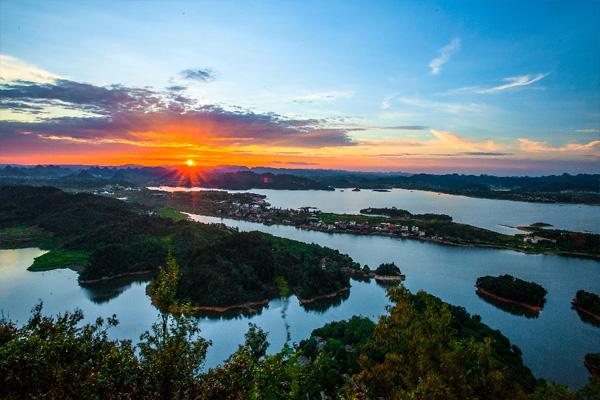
[
  {"x1": 352, "y1": 286, "x2": 535, "y2": 400},
  {"x1": 0, "y1": 304, "x2": 140, "y2": 399},
  {"x1": 140, "y1": 253, "x2": 210, "y2": 400}
]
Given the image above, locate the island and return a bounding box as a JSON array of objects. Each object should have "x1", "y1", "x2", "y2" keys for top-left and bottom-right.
[
  {"x1": 0, "y1": 186, "x2": 361, "y2": 312},
  {"x1": 373, "y1": 262, "x2": 405, "y2": 281},
  {"x1": 585, "y1": 353, "x2": 600, "y2": 378},
  {"x1": 475, "y1": 275, "x2": 547, "y2": 312},
  {"x1": 572, "y1": 290, "x2": 600, "y2": 322}
]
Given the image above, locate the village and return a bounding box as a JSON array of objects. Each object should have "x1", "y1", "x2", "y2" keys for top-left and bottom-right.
[{"x1": 221, "y1": 200, "x2": 449, "y2": 242}]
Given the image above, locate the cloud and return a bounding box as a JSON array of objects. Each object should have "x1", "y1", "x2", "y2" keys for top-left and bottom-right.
[
  {"x1": 179, "y1": 68, "x2": 215, "y2": 82},
  {"x1": 476, "y1": 73, "x2": 548, "y2": 93},
  {"x1": 430, "y1": 129, "x2": 502, "y2": 152},
  {"x1": 397, "y1": 97, "x2": 483, "y2": 114},
  {"x1": 518, "y1": 138, "x2": 600, "y2": 153},
  {"x1": 292, "y1": 91, "x2": 353, "y2": 104},
  {"x1": 0, "y1": 78, "x2": 356, "y2": 150},
  {"x1": 0, "y1": 54, "x2": 63, "y2": 83},
  {"x1": 459, "y1": 151, "x2": 511, "y2": 156},
  {"x1": 166, "y1": 85, "x2": 187, "y2": 92},
  {"x1": 270, "y1": 161, "x2": 319, "y2": 165},
  {"x1": 341, "y1": 124, "x2": 428, "y2": 132},
  {"x1": 381, "y1": 94, "x2": 395, "y2": 110},
  {"x1": 429, "y1": 38, "x2": 461, "y2": 75},
  {"x1": 575, "y1": 128, "x2": 600, "y2": 134}
]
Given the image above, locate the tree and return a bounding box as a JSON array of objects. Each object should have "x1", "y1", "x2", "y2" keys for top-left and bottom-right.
[
  {"x1": 352, "y1": 286, "x2": 535, "y2": 399},
  {"x1": 139, "y1": 253, "x2": 210, "y2": 400}
]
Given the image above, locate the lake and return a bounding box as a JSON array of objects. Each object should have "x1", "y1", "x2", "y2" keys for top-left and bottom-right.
[
  {"x1": 1, "y1": 214, "x2": 599, "y2": 388},
  {"x1": 150, "y1": 187, "x2": 600, "y2": 234}
]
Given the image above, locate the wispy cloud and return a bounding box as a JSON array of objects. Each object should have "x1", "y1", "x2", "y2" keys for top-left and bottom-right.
[
  {"x1": 575, "y1": 128, "x2": 600, "y2": 134},
  {"x1": 430, "y1": 129, "x2": 502, "y2": 152},
  {"x1": 397, "y1": 96, "x2": 484, "y2": 114},
  {"x1": 518, "y1": 138, "x2": 600, "y2": 153},
  {"x1": 429, "y1": 38, "x2": 461, "y2": 75},
  {"x1": 476, "y1": 73, "x2": 548, "y2": 93},
  {"x1": 381, "y1": 94, "x2": 395, "y2": 110},
  {"x1": 292, "y1": 91, "x2": 353, "y2": 104}
]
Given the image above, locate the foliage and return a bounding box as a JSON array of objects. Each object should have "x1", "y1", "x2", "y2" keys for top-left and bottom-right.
[
  {"x1": 574, "y1": 290, "x2": 600, "y2": 315},
  {"x1": 0, "y1": 186, "x2": 358, "y2": 307},
  {"x1": 0, "y1": 304, "x2": 141, "y2": 399},
  {"x1": 352, "y1": 286, "x2": 537, "y2": 399},
  {"x1": 375, "y1": 262, "x2": 402, "y2": 276},
  {"x1": 176, "y1": 231, "x2": 357, "y2": 306},
  {"x1": 140, "y1": 253, "x2": 210, "y2": 399},
  {"x1": 2, "y1": 286, "x2": 599, "y2": 399},
  {"x1": 477, "y1": 274, "x2": 547, "y2": 307},
  {"x1": 586, "y1": 353, "x2": 600, "y2": 378},
  {"x1": 361, "y1": 207, "x2": 453, "y2": 222}
]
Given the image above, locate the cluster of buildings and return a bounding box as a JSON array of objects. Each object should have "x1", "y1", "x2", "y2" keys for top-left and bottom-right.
[
  {"x1": 303, "y1": 219, "x2": 429, "y2": 239},
  {"x1": 214, "y1": 201, "x2": 449, "y2": 243}
]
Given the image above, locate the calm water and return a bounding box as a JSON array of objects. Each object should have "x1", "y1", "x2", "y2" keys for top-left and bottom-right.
[
  {"x1": 1, "y1": 214, "x2": 599, "y2": 388},
  {"x1": 151, "y1": 186, "x2": 600, "y2": 234}
]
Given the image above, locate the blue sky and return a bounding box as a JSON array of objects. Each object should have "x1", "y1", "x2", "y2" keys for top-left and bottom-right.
[{"x1": 0, "y1": 0, "x2": 599, "y2": 173}]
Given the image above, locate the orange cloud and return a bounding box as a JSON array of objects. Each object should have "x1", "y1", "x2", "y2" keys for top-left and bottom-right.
[{"x1": 518, "y1": 138, "x2": 600, "y2": 153}]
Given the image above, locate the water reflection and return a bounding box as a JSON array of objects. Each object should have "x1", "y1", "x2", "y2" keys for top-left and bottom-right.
[
  {"x1": 81, "y1": 276, "x2": 152, "y2": 304},
  {"x1": 476, "y1": 291, "x2": 540, "y2": 319},
  {"x1": 301, "y1": 289, "x2": 350, "y2": 313},
  {"x1": 572, "y1": 308, "x2": 600, "y2": 327}
]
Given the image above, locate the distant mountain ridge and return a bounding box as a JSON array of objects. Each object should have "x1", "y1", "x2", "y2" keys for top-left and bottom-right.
[{"x1": 1, "y1": 164, "x2": 599, "y2": 203}]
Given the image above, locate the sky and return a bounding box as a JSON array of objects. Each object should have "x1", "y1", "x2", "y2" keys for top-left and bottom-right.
[{"x1": 0, "y1": 0, "x2": 599, "y2": 174}]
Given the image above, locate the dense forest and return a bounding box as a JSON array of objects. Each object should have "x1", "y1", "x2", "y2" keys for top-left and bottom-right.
[
  {"x1": 0, "y1": 186, "x2": 359, "y2": 307},
  {"x1": 476, "y1": 275, "x2": 548, "y2": 308},
  {"x1": 2, "y1": 273, "x2": 598, "y2": 399}
]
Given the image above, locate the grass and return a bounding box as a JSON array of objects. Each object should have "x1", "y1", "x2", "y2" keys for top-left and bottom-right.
[
  {"x1": 158, "y1": 208, "x2": 188, "y2": 221},
  {"x1": 28, "y1": 249, "x2": 91, "y2": 272}
]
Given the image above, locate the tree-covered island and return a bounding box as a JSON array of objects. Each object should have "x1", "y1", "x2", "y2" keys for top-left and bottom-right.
[
  {"x1": 572, "y1": 290, "x2": 600, "y2": 322},
  {"x1": 476, "y1": 275, "x2": 547, "y2": 312},
  {"x1": 0, "y1": 186, "x2": 361, "y2": 311}
]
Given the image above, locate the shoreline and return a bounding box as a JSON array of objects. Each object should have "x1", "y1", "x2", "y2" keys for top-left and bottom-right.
[
  {"x1": 79, "y1": 270, "x2": 154, "y2": 285},
  {"x1": 475, "y1": 285, "x2": 543, "y2": 312},
  {"x1": 373, "y1": 274, "x2": 405, "y2": 281},
  {"x1": 190, "y1": 213, "x2": 600, "y2": 261},
  {"x1": 185, "y1": 299, "x2": 270, "y2": 313},
  {"x1": 571, "y1": 303, "x2": 600, "y2": 322},
  {"x1": 298, "y1": 287, "x2": 350, "y2": 304}
]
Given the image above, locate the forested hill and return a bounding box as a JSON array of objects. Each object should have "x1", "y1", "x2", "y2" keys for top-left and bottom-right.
[{"x1": 0, "y1": 186, "x2": 359, "y2": 307}]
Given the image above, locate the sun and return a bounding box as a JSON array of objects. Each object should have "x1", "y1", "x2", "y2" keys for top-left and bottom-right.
[{"x1": 185, "y1": 159, "x2": 195, "y2": 167}]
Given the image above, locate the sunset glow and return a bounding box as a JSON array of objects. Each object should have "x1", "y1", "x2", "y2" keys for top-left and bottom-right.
[{"x1": 0, "y1": 2, "x2": 598, "y2": 174}]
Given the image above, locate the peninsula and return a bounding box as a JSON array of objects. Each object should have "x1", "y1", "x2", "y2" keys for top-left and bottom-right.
[{"x1": 0, "y1": 186, "x2": 363, "y2": 311}]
